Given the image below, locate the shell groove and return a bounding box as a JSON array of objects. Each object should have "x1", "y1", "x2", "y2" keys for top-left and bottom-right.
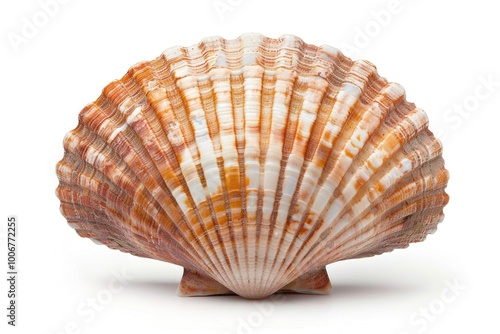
[{"x1": 56, "y1": 34, "x2": 449, "y2": 299}]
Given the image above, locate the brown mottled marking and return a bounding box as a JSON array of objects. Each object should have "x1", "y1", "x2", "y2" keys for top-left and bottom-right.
[{"x1": 225, "y1": 166, "x2": 240, "y2": 192}]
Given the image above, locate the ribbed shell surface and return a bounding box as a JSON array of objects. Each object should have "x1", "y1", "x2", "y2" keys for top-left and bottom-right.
[{"x1": 56, "y1": 34, "x2": 449, "y2": 299}]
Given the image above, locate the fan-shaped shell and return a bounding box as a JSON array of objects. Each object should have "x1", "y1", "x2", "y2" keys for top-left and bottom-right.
[{"x1": 56, "y1": 33, "x2": 449, "y2": 299}]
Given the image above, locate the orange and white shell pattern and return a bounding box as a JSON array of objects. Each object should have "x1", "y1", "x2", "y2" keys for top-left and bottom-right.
[{"x1": 56, "y1": 34, "x2": 449, "y2": 299}]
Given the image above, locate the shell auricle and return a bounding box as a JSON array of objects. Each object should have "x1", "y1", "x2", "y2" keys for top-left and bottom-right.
[{"x1": 56, "y1": 34, "x2": 449, "y2": 299}]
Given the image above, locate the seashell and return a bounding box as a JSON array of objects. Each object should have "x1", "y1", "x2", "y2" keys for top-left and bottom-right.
[{"x1": 56, "y1": 33, "x2": 449, "y2": 299}]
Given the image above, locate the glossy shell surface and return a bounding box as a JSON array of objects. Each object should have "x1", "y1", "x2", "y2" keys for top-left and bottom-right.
[{"x1": 56, "y1": 34, "x2": 449, "y2": 299}]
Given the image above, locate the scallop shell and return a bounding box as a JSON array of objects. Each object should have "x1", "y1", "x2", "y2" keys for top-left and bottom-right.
[{"x1": 56, "y1": 34, "x2": 449, "y2": 299}]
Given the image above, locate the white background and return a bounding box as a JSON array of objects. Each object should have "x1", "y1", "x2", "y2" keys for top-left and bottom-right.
[{"x1": 1, "y1": 0, "x2": 499, "y2": 333}]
